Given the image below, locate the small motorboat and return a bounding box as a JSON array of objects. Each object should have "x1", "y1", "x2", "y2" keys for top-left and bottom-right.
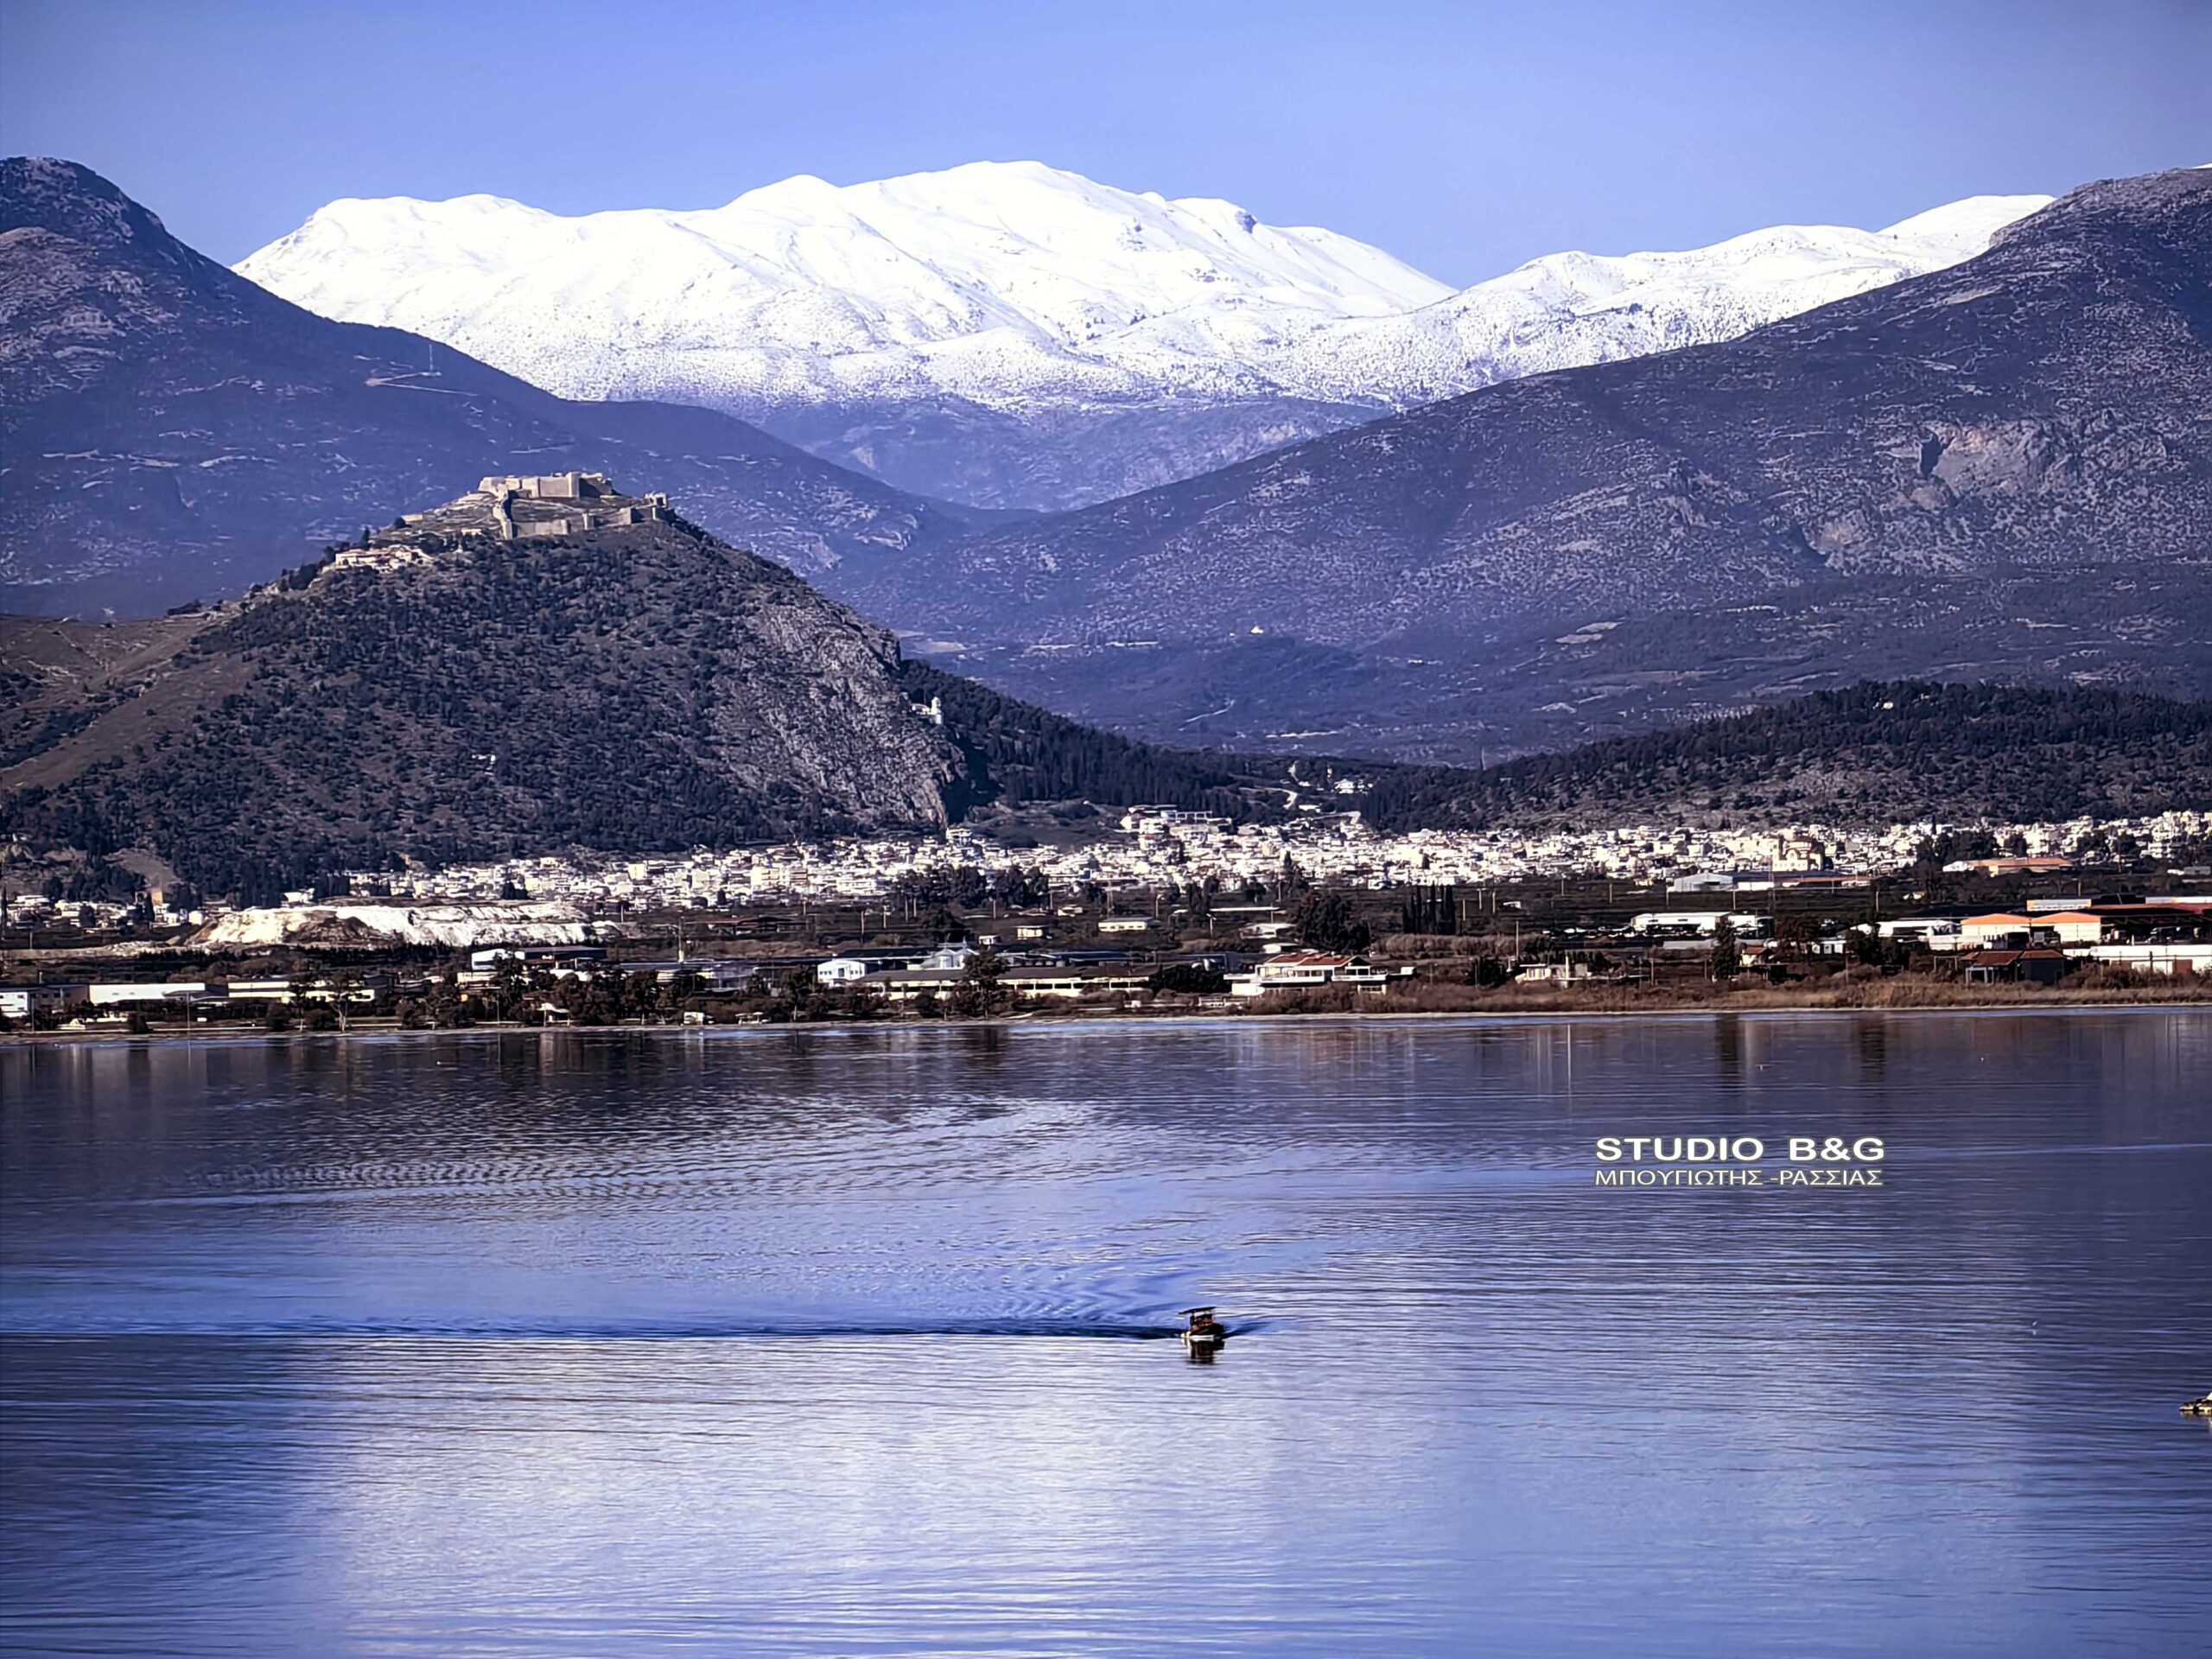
[
  {"x1": 1180, "y1": 1306, "x2": 1227, "y2": 1350},
  {"x1": 2183, "y1": 1392, "x2": 2212, "y2": 1418}
]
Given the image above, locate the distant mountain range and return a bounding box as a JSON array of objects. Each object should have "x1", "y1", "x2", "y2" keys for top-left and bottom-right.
[
  {"x1": 235, "y1": 161, "x2": 2045, "y2": 510},
  {"x1": 7, "y1": 156, "x2": 2208, "y2": 834},
  {"x1": 849, "y1": 168, "x2": 2212, "y2": 762},
  {"x1": 0, "y1": 157, "x2": 969, "y2": 617}
]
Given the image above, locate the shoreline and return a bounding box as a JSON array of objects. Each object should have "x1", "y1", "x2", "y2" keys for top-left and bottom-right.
[{"x1": 7, "y1": 994, "x2": 2209, "y2": 1052}]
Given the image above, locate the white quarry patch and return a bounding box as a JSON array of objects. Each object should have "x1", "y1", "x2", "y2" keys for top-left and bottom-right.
[{"x1": 193, "y1": 900, "x2": 594, "y2": 950}]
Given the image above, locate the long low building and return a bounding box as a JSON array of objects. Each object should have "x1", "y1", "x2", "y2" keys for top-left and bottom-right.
[
  {"x1": 3, "y1": 976, "x2": 387, "y2": 1018},
  {"x1": 223, "y1": 979, "x2": 376, "y2": 1004},
  {"x1": 1959, "y1": 912, "x2": 2105, "y2": 950},
  {"x1": 2084, "y1": 943, "x2": 2209, "y2": 976},
  {"x1": 1632, "y1": 912, "x2": 1769, "y2": 938},
  {"x1": 1227, "y1": 952, "x2": 1409, "y2": 997},
  {"x1": 0, "y1": 984, "x2": 86, "y2": 1020},
  {"x1": 864, "y1": 964, "x2": 1154, "y2": 1002},
  {"x1": 1878, "y1": 917, "x2": 1964, "y2": 949},
  {"x1": 86, "y1": 981, "x2": 211, "y2": 1007}
]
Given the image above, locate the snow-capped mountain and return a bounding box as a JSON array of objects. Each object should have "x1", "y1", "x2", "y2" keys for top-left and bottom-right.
[
  {"x1": 238, "y1": 162, "x2": 2050, "y2": 509},
  {"x1": 0, "y1": 158, "x2": 965, "y2": 617},
  {"x1": 847, "y1": 169, "x2": 2212, "y2": 761},
  {"x1": 1257, "y1": 194, "x2": 2050, "y2": 405},
  {"x1": 238, "y1": 161, "x2": 1447, "y2": 405}
]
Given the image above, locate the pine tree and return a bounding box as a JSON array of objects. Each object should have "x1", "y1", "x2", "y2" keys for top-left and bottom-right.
[{"x1": 1708, "y1": 916, "x2": 1741, "y2": 981}]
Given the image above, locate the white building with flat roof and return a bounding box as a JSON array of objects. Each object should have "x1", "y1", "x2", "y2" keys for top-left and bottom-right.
[{"x1": 0, "y1": 984, "x2": 84, "y2": 1020}]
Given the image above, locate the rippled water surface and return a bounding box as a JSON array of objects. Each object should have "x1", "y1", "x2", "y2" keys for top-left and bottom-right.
[{"x1": 4, "y1": 1012, "x2": 2209, "y2": 1656}]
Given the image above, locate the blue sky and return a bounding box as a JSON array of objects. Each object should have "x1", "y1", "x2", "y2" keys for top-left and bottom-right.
[{"x1": 3, "y1": 0, "x2": 2204, "y2": 283}]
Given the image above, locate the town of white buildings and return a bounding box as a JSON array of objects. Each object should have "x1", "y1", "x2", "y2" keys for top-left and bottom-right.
[
  {"x1": 10, "y1": 805, "x2": 2205, "y2": 941},
  {"x1": 334, "y1": 807, "x2": 2210, "y2": 917},
  {"x1": 9, "y1": 803, "x2": 2210, "y2": 1025}
]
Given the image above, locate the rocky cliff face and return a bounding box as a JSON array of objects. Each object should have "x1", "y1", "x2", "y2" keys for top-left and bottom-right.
[
  {"x1": 857, "y1": 168, "x2": 2212, "y2": 761},
  {"x1": 0, "y1": 158, "x2": 969, "y2": 618},
  {"x1": 0, "y1": 497, "x2": 961, "y2": 892}
]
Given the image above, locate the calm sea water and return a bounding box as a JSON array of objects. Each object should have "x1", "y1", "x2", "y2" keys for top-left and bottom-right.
[{"x1": 3, "y1": 1012, "x2": 2209, "y2": 1657}]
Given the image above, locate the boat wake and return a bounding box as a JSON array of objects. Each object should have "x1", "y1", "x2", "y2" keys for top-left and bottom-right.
[{"x1": 2, "y1": 1314, "x2": 1267, "y2": 1342}]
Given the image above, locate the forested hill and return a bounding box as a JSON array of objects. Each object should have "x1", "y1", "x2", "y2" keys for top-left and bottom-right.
[
  {"x1": 1358, "y1": 683, "x2": 2212, "y2": 832},
  {"x1": 901, "y1": 660, "x2": 1312, "y2": 822}
]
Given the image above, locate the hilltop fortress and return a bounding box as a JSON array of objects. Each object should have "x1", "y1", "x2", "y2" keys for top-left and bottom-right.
[
  {"x1": 326, "y1": 474, "x2": 681, "y2": 574},
  {"x1": 383, "y1": 472, "x2": 676, "y2": 543}
]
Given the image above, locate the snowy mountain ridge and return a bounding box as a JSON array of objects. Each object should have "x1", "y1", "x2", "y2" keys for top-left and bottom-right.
[
  {"x1": 238, "y1": 161, "x2": 1452, "y2": 409},
  {"x1": 237, "y1": 161, "x2": 2053, "y2": 508},
  {"x1": 1263, "y1": 193, "x2": 2050, "y2": 404}
]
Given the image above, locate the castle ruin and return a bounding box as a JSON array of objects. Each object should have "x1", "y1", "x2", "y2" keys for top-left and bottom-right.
[{"x1": 470, "y1": 474, "x2": 673, "y2": 540}]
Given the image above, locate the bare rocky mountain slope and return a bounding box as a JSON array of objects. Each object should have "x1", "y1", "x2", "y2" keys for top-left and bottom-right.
[
  {"x1": 855, "y1": 168, "x2": 2212, "y2": 763},
  {"x1": 0, "y1": 158, "x2": 972, "y2": 618}
]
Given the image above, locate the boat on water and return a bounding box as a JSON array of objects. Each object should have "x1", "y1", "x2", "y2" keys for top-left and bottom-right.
[
  {"x1": 1180, "y1": 1306, "x2": 1227, "y2": 1350},
  {"x1": 2183, "y1": 1393, "x2": 2212, "y2": 1418}
]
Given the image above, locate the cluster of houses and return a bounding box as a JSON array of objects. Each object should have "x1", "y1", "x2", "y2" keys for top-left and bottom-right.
[
  {"x1": 1626, "y1": 893, "x2": 2212, "y2": 981},
  {"x1": 1, "y1": 930, "x2": 1423, "y2": 1025},
  {"x1": 10, "y1": 890, "x2": 2203, "y2": 1025},
  {"x1": 1946, "y1": 899, "x2": 2211, "y2": 983},
  {"x1": 10, "y1": 793, "x2": 2209, "y2": 1012},
  {"x1": 308, "y1": 808, "x2": 2209, "y2": 919}
]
